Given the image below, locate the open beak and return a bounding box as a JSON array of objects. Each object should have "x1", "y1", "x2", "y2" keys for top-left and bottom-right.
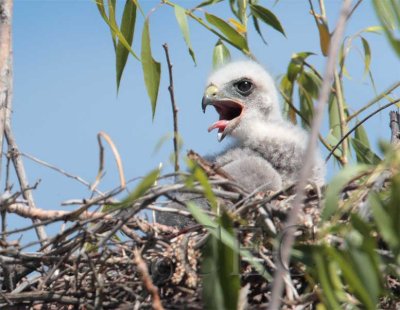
[{"x1": 202, "y1": 85, "x2": 244, "y2": 142}]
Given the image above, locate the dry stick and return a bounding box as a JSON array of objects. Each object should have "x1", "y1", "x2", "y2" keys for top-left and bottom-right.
[
  {"x1": 0, "y1": 0, "x2": 47, "y2": 245},
  {"x1": 21, "y1": 151, "x2": 105, "y2": 196},
  {"x1": 0, "y1": 0, "x2": 13, "y2": 245},
  {"x1": 91, "y1": 131, "x2": 126, "y2": 191},
  {"x1": 162, "y1": 43, "x2": 180, "y2": 174},
  {"x1": 390, "y1": 110, "x2": 400, "y2": 144},
  {"x1": 133, "y1": 248, "x2": 164, "y2": 310},
  {"x1": 326, "y1": 99, "x2": 400, "y2": 162},
  {"x1": 347, "y1": 81, "x2": 400, "y2": 122},
  {"x1": 0, "y1": 0, "x2": 13, "y2": 181},
  {"x1": 268, "y1": 1, "x2": 353, "y2": 309}
]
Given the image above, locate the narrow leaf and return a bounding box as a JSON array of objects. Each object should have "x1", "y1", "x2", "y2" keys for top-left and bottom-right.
[
  {"x1": 351, "y1": 138, "x2": 381, "y2": 165},
  {"x1": 108, "y1": 0, "x2": 118, "y2": 48},
  {"x1": 252, "y1": 15, "x2": 268, "y2": 44},
  {"x1": 360, "y1": 37, "x2": 372, "y2": 77},
  {"x1": 250, "y1": 4, "x2": 286, "y2": 37},
  {"x1": 187, "y1": 203, "x2": 272, "y2": 280},
  {"x1": 174, "y1": 5, "x2": 197, "y2": 65},
  {"x1": 373, "y1": 0, "x2": 400, "y2": 57},
  {"x1": 213, "y1": 39, "x2": 231, "y2": 69},
  {"x1": 354, "y1": 121, "x2": 370, "y2": 149},
  {"x1": 141, "y1": 19, "x2": 161, "y2": 119},
  {"x1": 116, "y1": 0, "x2": 137, "y2": 90},
  {"x1": 322, "y1": 165, "x2": 369, "y2": 220},
  {"x1": 369, "y1": 193, "x2": 400, "y2": 254},
  {"x1": 205, "y1": 13, "x2": 249, "y2": 52},
  {"x1": 218, "y1": 212, "x2": 240, "y2": 310},
  {"x1": 316, "y1": 20, "x2": 330, "y2": 56}
]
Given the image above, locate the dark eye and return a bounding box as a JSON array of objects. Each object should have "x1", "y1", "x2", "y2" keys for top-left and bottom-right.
[{"x1": 235, "y1": 79, "x2": 253, "y2": 95}]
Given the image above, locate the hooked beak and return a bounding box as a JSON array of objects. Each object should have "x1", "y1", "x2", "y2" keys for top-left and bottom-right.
[
  {"x1": 202, "y1": 84, "x2": 219, "y2": 113},
  {"x1": 201, "y1": 84, "x2": 244, "y2": 142}
]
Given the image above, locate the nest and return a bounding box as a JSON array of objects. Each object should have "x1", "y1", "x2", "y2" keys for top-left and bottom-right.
[{"x1": 0, "y1": 149, "x2": 398, "y2": 309}]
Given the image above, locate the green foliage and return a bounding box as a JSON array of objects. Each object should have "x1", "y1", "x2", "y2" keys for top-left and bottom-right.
[
  {"x1": 200, "y1": 212, "x2": 240, "y2": 310},
  {"x1": 205, "y1": 13, "x2": 249, "y2": 52},
  {"x1": 141, "y1": 19, "x2": 161, "y2": 119},
  {"x1": 116, "y1": 0, "x2": 137, "y2": 90},
  {"x1": 174, "y1": 5, "x2": 197, "y2": 65},
  {"x1": 249, "y1": 4, "x2": 285, "y2": 37},
  {"x1": 373, "y1": 0, "x2": 400, "y2": 57},
  {"x1": 212, "y1": 39, "x2": 231, "y2": 68},
  {"x1": 96, "y1": 1, "x2": 400, "y2": 308}
]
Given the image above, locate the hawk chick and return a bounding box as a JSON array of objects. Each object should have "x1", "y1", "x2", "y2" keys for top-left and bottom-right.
[{"x1": 202, "y1": 61, "x2": 325, "y2": 192}]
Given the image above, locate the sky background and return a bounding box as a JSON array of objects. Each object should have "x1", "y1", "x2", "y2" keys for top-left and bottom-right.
[{"x1": 6, "y1": 0, "x2": 400, "y2": 244}]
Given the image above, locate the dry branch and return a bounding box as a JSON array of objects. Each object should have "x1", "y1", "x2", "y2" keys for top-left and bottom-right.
[
  {"x1": 269, "y1": 1, "x2": 353, "y2": 308},
  {"x1": 163, "y1": 43, "x2": 180, "y2": 174}
]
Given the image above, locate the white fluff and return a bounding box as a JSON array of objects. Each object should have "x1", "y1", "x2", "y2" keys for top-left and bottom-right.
[{"x1": 206, "y1": 60, "x2": 325, "y2": 190}]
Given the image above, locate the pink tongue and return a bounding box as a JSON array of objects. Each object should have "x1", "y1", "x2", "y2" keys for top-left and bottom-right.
[{"x1": 208, "y1": 120, "x2": 229, "y2": 133}]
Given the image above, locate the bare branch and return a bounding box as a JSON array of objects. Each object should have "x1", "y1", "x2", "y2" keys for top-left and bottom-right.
[
  {"x1": 163, "y1": 43, "x2": 180, "y2": 174},
  {"x1": 269, "y1": 1, "x2": 353, "y2": 309},
  {"x1": 133, "y1": 248, "x2": 164, "y2": 310},
  {"x1": 91, "y1": 131, "x2": 126, "y2": 191}
]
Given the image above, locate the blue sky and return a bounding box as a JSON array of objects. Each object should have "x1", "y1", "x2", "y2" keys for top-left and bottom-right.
[{"x1": 8, "y1": 0, "x2": 400, "y2": 243}]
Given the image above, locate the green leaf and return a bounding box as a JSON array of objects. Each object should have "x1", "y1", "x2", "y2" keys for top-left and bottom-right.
[
  {"x1": 205, "y1": 13, "x2": 249, "y2": 52},
  {"x1": 249, "y1": 4, "x2": 286, "y2": 37},
  {"x1": 354, "y1": 122, "x2": 370, "y2": 148},
  {"x1": 328, "y1": 94, "x2": 341, "y2": 141},
  {"x1": 369, "y1": 193, "x2": 400, "y2": 255},
  {"x1": 327, "y1": 246, "x2": 378, "y2": 310},
  {"x1": 252, "y1": 15, "x2": 268, "y2": 44},
  {"x1": 373, "y1": 0, "x2": 400, "y2": 57},
  {"x1": 298, "y1": 86, "x2": 314, "y2": 128},
  {"x1": 351, "y1": 138, "x2": 381, "y2": 165},
  {"x1": 322, "y1": 165, "x2": 369, "y2": 220},
  {"x1": 104, "y1": 168, "x2": 160, "y2": 212},
  {"x1": 360, "y1": 37, "x2": 371, "y2": 77},
  {"x1": 174, "y1": 5, "x2": 197, "y2": 65},
  {"x1": 108, "y1": 0, "x2": 118, "y2": 48},
  {"x1": 96, "y1": 0, "x2": 117, "y2": 49},
  {"x1": 187, "y1": 203, "x2": 272, "y2": 281},
  {"x1": 195, "y1": 0, "x2": 223, "y2": 9},
  {"x1": 326, "y1": 132, "x2": 343, "y2": 158},
  {"x1": 141, "y1": 19, "x2": 161, "y2": 119},
  {"x1": 313, "y1": 251, "x2": 342, "y2": 309},
  {"x1": 96, "y1": 0, "x2": 140, "y2": 61},
  {"x1": 202, "y1": 212, "x2": 240, "y2": 310},
  {"x1": 218, "y1": 213, "x2": 240, "y2": 310},
  {"x1": 212, "y1": 39, "x2": 231, "y2": 69},
  {"x1": 116, "y1": 0, "x2": 137, "y2": 90},
  {"x1": 286, "y1": 52, "x2": 314, "y2": 82}
]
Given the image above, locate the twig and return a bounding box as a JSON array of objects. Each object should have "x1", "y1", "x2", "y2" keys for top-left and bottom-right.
[
  {"x1": 269, "y1": 1, "x2": 353, "y2": 309},
  {"x1": 347, "y1": 0, "x2": 363, "y2": 21},
  {"x1": 162, "y1": 43, "x2": 180, "y2": 174},
  {"x1": 5, "y1": 109, "x2": 48, "y2": 246},
  {"x1": 20, "y1": 151, "x2": 105, "y2": 196},
  {"x1": 347, "y1": 81, "x2": 400, "y2": 122},
  {"x1": 325, "y1": 99, "x2": 400, "y2": 162},
  {"x1": 133, "y1": 248, "x2": 164, "y2": 310},
  {"x1": 91, "y1": 131, "x2": 126, "y2": 191},
  {"x1": 390, "y1": 110, "x2": 400, "y2": 144}
]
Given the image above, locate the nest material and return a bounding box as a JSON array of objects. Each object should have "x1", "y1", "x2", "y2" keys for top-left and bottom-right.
[{"x1": 0, "y1": 149, "x2": 398, "y2": 309}]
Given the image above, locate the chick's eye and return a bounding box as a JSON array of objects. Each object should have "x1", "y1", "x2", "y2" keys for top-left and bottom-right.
[{"x1": 235, "y1": 80, "x2": 253, "y2": 95}]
